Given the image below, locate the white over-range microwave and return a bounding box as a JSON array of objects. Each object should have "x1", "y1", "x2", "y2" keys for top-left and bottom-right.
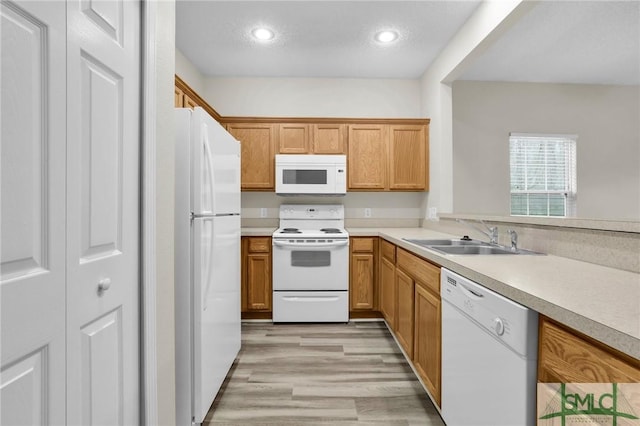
[{"x1": 275, "y1": 154, "x2": 347, "y2": 195}]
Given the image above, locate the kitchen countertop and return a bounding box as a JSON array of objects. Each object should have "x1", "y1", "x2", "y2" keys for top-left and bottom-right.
[
  {"x1": 241, "y1": 227, "x2": 277, "y2": 236},
  {"x1": 350, "y1": 227, "x2": 640, "y2": 359},
  {"x1": 243, "y1": 226, "x2": 640, "y2": 358}
]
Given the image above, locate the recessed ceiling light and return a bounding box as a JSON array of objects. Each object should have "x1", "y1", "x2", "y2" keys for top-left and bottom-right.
[
  {"x1": 252, "y1": 27, "x2": 274, "y2": 41},
  {"x1": 375, "y1": 30, "x2": 398, "y2": 43}
]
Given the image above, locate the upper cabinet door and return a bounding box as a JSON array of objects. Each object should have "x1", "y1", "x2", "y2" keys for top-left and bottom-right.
[
  {"x1": 227, "y1": 123, "x2": 276, "y2": 190},
  {"x1": 347, "y1": 124, "x2": 388, "y2": 190},
  {"x1": 174, "y1": 86, "x2": 184, "y2": 107},
  {"x1": 278, "y1": 123, "x2": 310, "y2": 154},
  {"x1": 312, "y1": 124, "x2": 346, "y2": 154},
  {"x1": 389, "y1": 125, "x2": 428, "y2": 190},
  {"x1": 183, "y1": 93, "x2": 198, "y2": 110}
]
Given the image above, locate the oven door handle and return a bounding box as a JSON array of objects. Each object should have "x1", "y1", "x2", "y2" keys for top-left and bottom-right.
[
  {"x1": 281, "y1": 296, "x2": 341, "y2": 302},
  {"x1": 273, "y1": 240, "x2": 348, "y2": 249}
]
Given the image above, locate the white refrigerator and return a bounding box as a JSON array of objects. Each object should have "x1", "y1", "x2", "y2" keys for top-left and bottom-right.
[{"x1": 175, "y1": 107, "x2": 241, "y2": 426}]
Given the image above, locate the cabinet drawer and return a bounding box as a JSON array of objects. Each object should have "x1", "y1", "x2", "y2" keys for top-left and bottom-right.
[
  {"x1": 538, "y1": 317, "x2": 640, "y2": 383},
  {"x1": 351, "y1": 237, "x2": 375, "y2": 253},
  {"x1": 397, "y1": 248, "x2": 440, "y2": 295},
  {"x1": 248, "y1": 237, "x2": 271, "y2": 253},
  {"x1": 381, "y1": 239, "x2": 396, "y2": 263}
]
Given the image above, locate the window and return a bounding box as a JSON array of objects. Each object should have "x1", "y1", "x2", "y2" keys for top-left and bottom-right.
[{"x1": 509, "y1": 133, "x2": 577, "y2": 217}]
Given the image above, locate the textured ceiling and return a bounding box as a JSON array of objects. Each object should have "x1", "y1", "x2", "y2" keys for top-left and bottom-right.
[
  {"x1": 459, "y1": 1, "x2": 640, "y2": 85},
  {"x1": 175, "y1": 0, "x2": 482, "y2": 79},
  {"x1": 176, "y1": 1, "x2": 640, "y2": 85}
]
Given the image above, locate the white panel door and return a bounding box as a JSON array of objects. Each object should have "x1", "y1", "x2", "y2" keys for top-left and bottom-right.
[
  {"x1": 65, "y1": 0, "x2": 141, "y2": 424},
  {"x1": 0, "y1": 1, "x2": 67, "y2": 425}
]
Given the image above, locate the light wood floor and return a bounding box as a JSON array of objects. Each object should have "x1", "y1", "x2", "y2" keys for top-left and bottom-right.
[{"x1": 204, "y1": 321, "x2": 445, "y2": 425}]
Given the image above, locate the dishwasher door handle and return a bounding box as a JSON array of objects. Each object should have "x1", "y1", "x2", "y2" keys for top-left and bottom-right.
[{"x1": 457, "y1": 282, "x2": 484, "y2": 299}]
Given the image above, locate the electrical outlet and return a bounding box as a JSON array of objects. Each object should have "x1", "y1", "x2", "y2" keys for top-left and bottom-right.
[
  {"x1": 364, "y1": 208, "x2": 372, "y2": 218},
  {"x1": 428, "y1": 207, "x2": 438, "y2": 220},
  {"x1": 260, "y1": 208, "x2": 268, "y2": 218}
]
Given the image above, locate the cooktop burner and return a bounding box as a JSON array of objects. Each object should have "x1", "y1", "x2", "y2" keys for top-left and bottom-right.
[
  {"x1": 280, "y1": 228, "x2": 302, "y2": 234},
  {"x1": 320, "y1": 228, "x2": 342, "y2": 234}
]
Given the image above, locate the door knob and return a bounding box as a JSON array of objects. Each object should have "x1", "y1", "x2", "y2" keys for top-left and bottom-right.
[{"x1": 98, "y1": 278, "x2": 112, "y2": 294}]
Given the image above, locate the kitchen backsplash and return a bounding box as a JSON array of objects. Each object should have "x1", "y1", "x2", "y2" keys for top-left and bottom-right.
[
  {"x1": 424, "y1": 215, "x2": 640, "y2": 273},
  {"x1": 241, "y1": 192, "x2": 424, "y2": 228},
  {"x1": 240, "y1": 192, "x2": 639, "y2": 273}
]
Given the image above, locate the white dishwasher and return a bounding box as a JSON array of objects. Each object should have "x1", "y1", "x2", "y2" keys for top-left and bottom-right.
[{"x1": 440, "y1": 268, "x2": 538, "y2": 426}]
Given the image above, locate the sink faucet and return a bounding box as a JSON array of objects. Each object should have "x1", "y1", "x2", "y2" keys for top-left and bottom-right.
[
  {"x1": 508, "y1": 229, "x2": 518, "y2": 251},
  {"x1": 456, "y1": 219, "x2": 499, "y2": 245}
]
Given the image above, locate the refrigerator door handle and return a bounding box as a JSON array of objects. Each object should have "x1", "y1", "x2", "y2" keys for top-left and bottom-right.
[
  {"x1": 202, "y1": 123, "x2": 217, "y2": 214},
  {"x1": 192, "y1": 212, "x2": 240, "y2": 219},
  {"x1": 201, "y1": 218, "x2": 214, "y2": 311}
]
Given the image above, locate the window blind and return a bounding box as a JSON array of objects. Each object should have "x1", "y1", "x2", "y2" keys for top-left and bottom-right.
[{"x1": 509, "y1": 133, "x2": 577, "y2": 217}]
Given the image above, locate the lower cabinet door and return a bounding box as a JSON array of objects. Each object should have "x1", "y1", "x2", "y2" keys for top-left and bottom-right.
[
  {"x1": 395, "y1": 268, "x2": 414, "y2": 358},
  {"x1": 380, "y1": 257, "x2": 396, "y2": 328},
  {"x1": 350, "y1": 253, "x2": 375, "y2": 310},
  {"x1": 247, "y1": 253, "x2": 271, "y2": 311},
  {"x1": 414, "y1": 283, "x2": 441, "y2": 407}
]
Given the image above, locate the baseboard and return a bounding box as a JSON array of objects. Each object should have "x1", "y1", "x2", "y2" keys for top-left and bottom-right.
[
  {"x1": 349, "y1": 310, "x2": 384, "y2": 319},
  {"x1": 241, "y1": 311, "x2": 272, "y2": 320}
]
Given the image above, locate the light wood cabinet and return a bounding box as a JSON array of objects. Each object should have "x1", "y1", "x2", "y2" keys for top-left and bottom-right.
[
  {"x1": 377, "y1": 240, "x2": 445, "y2": 407},
  {"x1": 173, "y1": 86, "x2": 199, "y2": 109},
  {"x1": 174, "y1": 76, "x2": 224, "y2": 122},
  {"x1": 174, "y1": 86, "x2": 184, "y2": 107},
  {"x1": 227, "y1": 123, "x2": 277, "y2": 190},
  {"x1": 277, "y1": 123, "x2": 346, "y2": 154},
  {"x1": 183, "y1": 93, "x2": 197, "y2": 110},
  {"x1": 278, "y1": 123, "x2": 310, "y2": 154},
  {"x1": 241, "y1": 237, "x2": 272, "y2": 313},
  {"x1": 395, "y1": 267, "x2": 415, "y2": 358},
  {"x1": 313, "y1": 124, "x2": 346, "y2": 154},
  {"x1": 395, "y1": 246, "x2": 442, "y2": 405},
  {"x1": 348, "y1": 123, "x2": 429, "y2": 191},
  {"x1": 379, "y1": 240, "x2": 396, "y2": 328},
  {"x1": 389, "y1": 125, "x2": 428, "y2": 190},
  {"x1": 174, "y1": 85, "x2": 197, "y2": 109},
  {"x1": 397, "y1": 248, "x2": 440, "y2": 295},
  {"x1": 538, "y1": 316, "x2": 640, "y2": 383},
  {"x1": 349, "y1": 237, "x2": 377, "y2": 311},
  {"x1": 413, "y1": 271, "x2": 441, "y2": 407},
  {"x1": 348, "y1": 124, "x2": 388, "y2": 190},
  {"x1": 173, "y1": 80, "x2": 430, "y2": 193}
]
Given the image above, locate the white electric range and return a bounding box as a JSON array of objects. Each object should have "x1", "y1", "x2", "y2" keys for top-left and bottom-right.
[{"x1": 272, "y1": 204, "x2": 349, "y2": 323}]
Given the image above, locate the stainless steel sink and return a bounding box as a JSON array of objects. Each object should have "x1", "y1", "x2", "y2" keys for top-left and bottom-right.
[
  {"x1": 403, "y1": 238, "x2": 544, "y2": 255},
  {"x1": 429, "y1": 245, "x2": 518, "y2": 255},
  {"x1": 403, "y1": 238, "x2": 483, "y2": 247}
]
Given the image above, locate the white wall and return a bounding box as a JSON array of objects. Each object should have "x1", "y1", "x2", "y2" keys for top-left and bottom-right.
[
  {"x1": 203, "y1": 76, "x2": 426, "y2": 224},
  {"x1": 155, "y1": 1, "x2": 176, "y2": 424},
  {"x1": 452, "y1": 81, "x2": 640, "y2": 221},
  {"x1": 419, "y1": 0, "x2": 531, "y2": 217},
  {"x1": 204, "y1": 77, "x2": 422, "y2": 118},
  {"x1": 175, "y1": 48, "x2": 206, "y2": 95}
]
